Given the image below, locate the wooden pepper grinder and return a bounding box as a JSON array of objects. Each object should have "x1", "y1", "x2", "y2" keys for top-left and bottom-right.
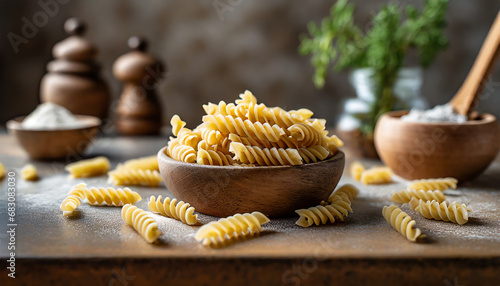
[
  {"x1": 40, "y1": 18, "x2": 110, "y2": 119},
  {"x1": 113, "y1": 36, "x2": 165, "y2": 135}
]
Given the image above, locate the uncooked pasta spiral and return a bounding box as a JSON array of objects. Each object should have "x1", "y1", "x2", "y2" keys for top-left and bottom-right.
[
  {"x1": 170, "y1": 114, "x2": 187, "y2": 137},
  {"x1": 230, "y1": 142, "x2": 303, "y2": 166},
  {"x1": 119, "y1": 155, "x2": 159, "y2": 171},
  {"x1": 164, "y1": 90, "x2": 343, "y2": 167},
  {"x1": 122, "y1": 204, "x2": 161, "y2": 243},
  {"x1": 382, "y1": 205, "x2": 425, "y2": 242},
  {"x1": 407, "y1": 177, "x2": 458, "y2": 191},
  {"x1": 235, "y1": 89, "x2": 258, "y2": 106},
  {"x1": 297, "y1": 145, "x2": 330, "y2": 163},
  {"x1": 21, "y1": 164, "x2": 39, "y2": 181},
  {"x1": 327, "y1": 184, "x2": 360, "y2": 203},
  {"x1": 177, "y1": 129, "x2": 201, "y2": 149},
  {"x1": 60, "y1": 183, "x2": 87, "y2": 216},
  {"x1": 0, "y1": 162, "x2": 5, "y2": 180},
  {"x1": 288, "y1": 123, "x2": 327, "y2": 148},
  {"x1": 289, "y1": 108, "x2": 313, "y2": 120},
  {"x1": 296, "y1": 193, "x2": 353, "y2": 227},
  {"x1": 108, "y1": 169, "x2": 162, "y2": 187},
  {"x1": 229, "y1": 133, "x2": 271, "y2": 149},
  {"x1": 69, "y1": 184, "x2": 142, "y2": 206},
  {"x1": 65, "y1": 156, "x2": 110, "y2": 178},
  {"x1": 60, "y1": 195, "x2": 82, "y2": 216},
  {"x1": 390, "y1": 189, "x2": 445, "y2": 204},
  {"x1": 360, "y1": 166, "x2": 392, "y2": 185},
  {"x1": 199, "y1": 124, "x2": 226, "y2": 145},
  {"x1": 203, "y1": 101, "x2": 248, "y2": 119},
  {"x1": 350, "y1": 161, "x2": 365, "y2": 181},
  {"x1": 246, "y1": 102, "x2": 303, "y2": 128},
  {"x1": 194, "y1": 211, "x2": 270, "y2": 246},
  {"x1": 409, "y1": 198, "x2": 470, "y2": 225},
  {"x1": 197, "y1": 149, "x2": 235, "y2": 166},
  {"x1": 168, "y1": 140, "x2": 197, "y2": 163},
  {"x1": 148, "y1": 195, "x2": 199, "y2": 225},
  {"x1": 203, "y1": 114, "x2": 286, "y2": 143}
]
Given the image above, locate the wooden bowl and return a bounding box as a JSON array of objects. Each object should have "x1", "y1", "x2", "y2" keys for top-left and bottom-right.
[
  {"x1": 157, "y1": 147, "x2": 345, "y2": 218},
  {"x1": 7, "y1": 115, "x2": 101, "y2": 160},
  {"x1": 374, "y1": 111, "x2": 500, "y2": 181}
]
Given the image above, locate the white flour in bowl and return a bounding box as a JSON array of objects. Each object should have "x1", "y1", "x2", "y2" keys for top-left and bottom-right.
[
  {"x1": 22, "y1": 103, "x2": 86, "y2": 130},
  {"x1": 400, "y1": 104, "x2": 467, "y2": 123}
]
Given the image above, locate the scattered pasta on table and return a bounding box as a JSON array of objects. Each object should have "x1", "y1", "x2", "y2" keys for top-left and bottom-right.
[
  {"x1": 0, "y1": 162, "x2": 5, "y2": 179},
  {"x1": 122, "y1": 204, "x2": 161, "y2": 244},
  {"x1": 65, "y1": 156, "x2": 110, "y2": 178},
  {"x1": 21, "y1": 164, "x2": 38, "y2": 181},
  {"x1": 108, "y1": 168, "x2": 162, "y2": 187},
  {"x1": 350, "y1": 161, "x2": 365, "y2": 181},
  {"x1": 407, "y1": 177, "x2": 458, "y2": 191},
  {"x1": 409, "y1": 197, "x2": 470, "y2": 225},
  {"x1": 382, "y1": 205, "x2": 425, "y2": 242},
  {"x1": 360, "y1": 166, "x2": 392, "y2": 185},
  {"x1": 390, "y1": 189, "x2": 446, "y2": 204},
  {"x1": 148, "y1": 195, "x2": 199, "y2": 225},
  {"x1": 195, "y1": 211, "x2": 270, "y2": 246}
]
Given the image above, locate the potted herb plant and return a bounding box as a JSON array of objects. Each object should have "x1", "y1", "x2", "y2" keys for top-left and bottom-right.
[{"x1": 300, "y1": 0, "x2": 449, "y2": 157}]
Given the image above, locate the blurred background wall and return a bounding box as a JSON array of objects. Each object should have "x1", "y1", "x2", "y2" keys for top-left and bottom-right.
[{"x1": 1, "y1": 0, "x2": 499, "y2": 128}]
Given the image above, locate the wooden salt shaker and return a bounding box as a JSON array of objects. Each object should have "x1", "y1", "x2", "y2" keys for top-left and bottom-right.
[
  {"x1": 113, "y1": 36, "x2": 165, "y2": 135},
  {"x1": 40, "y1": 18, "x2": 110, "y2": 119}
]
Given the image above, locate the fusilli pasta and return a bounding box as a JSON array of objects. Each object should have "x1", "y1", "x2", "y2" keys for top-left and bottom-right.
[
  {"x1": 65, "y1": 156, "x2": 110, "y2": 178},
  {"x1": 296, "y1": 193, "x2": 353, "y2": 227},
  {"x1": 60, "y1": 195, "x2": 81, "y2": 216},
  {"x1": 382, "y1": 205, "x2": 425, "y2": 242},
  {"x1": 148, "y1": 195, "x2": 199, "y2": 225},
  {"x1": 230, "y1": 142, "x2": 303, "y2": 166},
  {"x1": 288, "y1": 123, "x2": 327, "y2": 148},
  {"x1": 197, "y1": 149, "x2": 235, "y2": 166},
  {"x1": 390, "y1": 189, "x2": 445, "y2": 204},
  {"x1": 350, "y1": 161, "x2": 365, "y2": 181},
  {"x1": 407, "y1": 177, "x2": 458, "y2": 191},
  {"x1": 409, "y1": 198, "x2": 470, "y2": 225},
  {"x1": 0, "y1": 162, "x2": 5, "y2": 179},
  {"x1": 360, "y1": 166, "x2": 392, "y2": 185},
  {"x1": 122, "y1": 204, "x2": 161, "y2": 243},
  {"x1": 246, "y1": 102, "x2": 303, "y2": 128},
  {"x1": 167, "y1": 139, "x2": 197, "y2": 163},
  {"x1": 297, "y1": 145, "x2": 330, "y2": 163},
  {"x1": 203, "y1": 101, "x2": 248, "y2": 119},
  {"x1": 195, "y1": 211, "x2": 270, "y2": 245},
  {"x1": 164, "y1": 90, "x2": 342, "y2": 167},
  {"x1": 170, "y1": 114, "x2": 187, "y2": 137},
  {"x1": 108, "y1": 169, "x2": 162, "y2": 187},
  {"x1": 68, "y1": 183, "x2": 142, "y2": 206},
  {"x1": 203, "y1": 114, "x2": 286, "y2": 143},
  {"x1": 119, "y1": 155, "x2": 159, "y2": 171},
  {"x1": 21, "y1": 164, "x2": 38, "y2": 181},
  {"x1": 327, "y1": 184, "x2": 360, "y2": 203}
]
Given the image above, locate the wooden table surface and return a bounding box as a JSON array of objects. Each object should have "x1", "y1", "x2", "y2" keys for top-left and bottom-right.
[{"x1": 0, "y1": 133, "x2": 499, "y2": 285}]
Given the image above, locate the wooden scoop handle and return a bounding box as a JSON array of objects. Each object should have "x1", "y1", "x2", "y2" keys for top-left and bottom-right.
[{"x1": 450, "y1": 11, "x2": 500, "y2": 116}]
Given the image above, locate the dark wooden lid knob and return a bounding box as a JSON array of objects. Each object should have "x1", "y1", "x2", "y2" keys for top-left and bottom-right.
[
  {"x1": 128, "y1": 36, "x2": 147, "y2": 52},
  {"x1": 52, "y1": 18, "x2": 96, "y2": 62},
  {"x1": 112, "y1": 36, "x2": 164, "y2": 83},
  {"x1": 64, "y1": 18, "x2": 86, "y2": 36}
]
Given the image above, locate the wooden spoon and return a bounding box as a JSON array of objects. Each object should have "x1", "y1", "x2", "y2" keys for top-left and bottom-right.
[{"x1": 450, "y1": 11, "x2": 500, "y2": 116}]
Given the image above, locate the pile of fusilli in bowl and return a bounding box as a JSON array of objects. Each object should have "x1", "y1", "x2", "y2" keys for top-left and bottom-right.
[{"x1": 165, "y1": 90, "x2": 343, "y2": 166}]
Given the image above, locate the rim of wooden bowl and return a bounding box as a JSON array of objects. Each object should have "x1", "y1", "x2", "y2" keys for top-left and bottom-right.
[
  {"x1": 382, "y1": 110, "x2": 497, "y2": 126},
  {"x1": 6, "y1": 115, "x2": 101, "y2": 132},
  {"x1": 157, "y1": 146, "x2": 345, "y2": 170}
]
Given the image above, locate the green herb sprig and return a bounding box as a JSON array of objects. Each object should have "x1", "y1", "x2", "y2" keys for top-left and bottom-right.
[{"x1": 299, "y1": 0, "x2": 449, "y2": 134}]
